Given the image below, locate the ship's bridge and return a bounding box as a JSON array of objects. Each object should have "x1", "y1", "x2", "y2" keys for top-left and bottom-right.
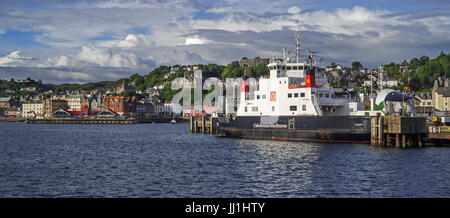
[{"x1": 267, "y1": 61, "x2": 321, "y2": 78}]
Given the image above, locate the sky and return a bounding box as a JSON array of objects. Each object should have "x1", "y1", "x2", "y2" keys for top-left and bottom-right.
[{"x1": 0, "y1": 0, "x2": 449, "y2": 84}]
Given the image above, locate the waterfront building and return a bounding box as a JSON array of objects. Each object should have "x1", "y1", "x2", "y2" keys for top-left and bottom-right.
[
  {"x1": 103, "y1": 96, "x2": 136, "y2": 116},
  {"x1": 136, "y1": 100, "x2": 154, "y2": 117},
  {"x1": 433, "y1": 79, "x2": 450, "y2": 112},
  {"x1": 0, "y1": 97, "x2": 21, "y2": 116},
  {"x1": 43, "y1": 99, "x2": 69, "y2": 118},
  {"x1": 22, "y1": 101, "x2": 44, "y2": 118},
  {"x1": 415, "y1": 92, "x2": 433, "y2": 115},
  {"x1": 4, "y1": 107, "x2": 21, "y2": 117},
  {"x1": 239, "y1": 57, "x2": 270, "y2": 67},
  {"x1": 96, "y1": 109, "x2": 118, "y2": 118},
  {"x1": 154, "y1": 102, "x2": 182, "y2": 118},
  {"x1": 88, "y1": 95, "x2": 104, "y2": 111},
  {"x1": 68, "y1": 94, "x2": 87, "y2": 111},
  {"x1": 51, "y1": 107, "x2": 103, "y2": 119}
]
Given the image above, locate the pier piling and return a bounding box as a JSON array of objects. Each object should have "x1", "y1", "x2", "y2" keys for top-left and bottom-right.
[
  {"x1": 190, "y1": 115, "x2": 217, "y2": 134},
  {"x1": 371, "y1": 115, "x2": 426, "y2": 148}
]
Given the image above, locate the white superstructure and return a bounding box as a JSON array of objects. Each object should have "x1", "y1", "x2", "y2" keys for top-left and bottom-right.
[{"x1": 236, "y1": 33, "x2": 354, "y2": 117}]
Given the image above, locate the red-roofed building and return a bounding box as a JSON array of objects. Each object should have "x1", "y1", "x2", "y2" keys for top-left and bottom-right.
[
  {"x1": 103, "y1": 96, "x2": 136, "y2": 116},
  {"x1": 51, "y1": 106, "x2": 113, "y2": 119}
]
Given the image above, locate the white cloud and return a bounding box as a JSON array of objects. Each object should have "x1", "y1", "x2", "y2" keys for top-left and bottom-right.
[
  {"x1": 184, "y1": 36, "x2": 211, "y2": 45},
  {"x1": 0, "y1": 1, "x2": 449, "y2": 83},
  {"x1": 0, "y1": 51, "x2": 31, "y2": 67},
  {"x1": 117, "y1": 34, "x2": 153, "y2": 48},
  {"x1": 287, "y1": 6, "x2": 301, "y2": 14}
]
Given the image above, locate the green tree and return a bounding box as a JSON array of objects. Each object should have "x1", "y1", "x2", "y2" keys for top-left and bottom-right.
[{"x1": 351, "y1": 61, "x2": 363, "y2": 71}]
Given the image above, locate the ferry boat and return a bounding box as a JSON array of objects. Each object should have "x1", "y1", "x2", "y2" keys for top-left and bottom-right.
[{"x1": 216, "y1": 33, "x2": 374, "y2": 143}]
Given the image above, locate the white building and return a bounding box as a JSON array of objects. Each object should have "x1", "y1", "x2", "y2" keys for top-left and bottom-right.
[
  {"x1": 385, "y1": 80, "x2": 399, "y2": 87},
  {"x1": 22, "y1": 102, "x2": 43, "y2": 118},
  {"x1": 154, "y1": 102, "x2": 183, "y2": 117},
  {"x1": 68, "y1": 94, "x2": 86, "y2": 111},
  {"x1": 363, "y1": 80, "x2": 373, "y2": 87}
]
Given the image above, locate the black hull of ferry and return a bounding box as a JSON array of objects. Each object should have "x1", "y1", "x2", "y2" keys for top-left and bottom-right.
[{"x1": 216, "y1": 116, "x2": 371, "y2": 143}]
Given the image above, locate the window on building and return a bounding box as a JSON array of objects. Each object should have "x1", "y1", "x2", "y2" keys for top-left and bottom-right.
[
  {"x1": 302, "y1": 105, "x2": 306, "y2": 111},
  {"x1": 288, "y1": 93, "x2": 292, "y2": 98},
  {"x1": 290, "y1": 106, "x2": 297, "y2": 111},
  {"x1": 325, "y1": 93, "x2": 330, "y2": 98},
  {"x1": 300, "y1": 93, "x2": 305, "y2": 97},
  {"x1": 294, "y1": 93, "x2": 299, "y2": 98},
  {"x1": 319, "y1": 93, "x2": 323, "y2": 98}
]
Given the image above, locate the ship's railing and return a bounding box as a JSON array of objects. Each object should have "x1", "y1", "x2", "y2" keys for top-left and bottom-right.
[
  {"x1": 288, "y1": 84, "x2": 326, "y2": 89},
  {"x1": 317, "y1": 98, "x2": 348, "y2": 106}
]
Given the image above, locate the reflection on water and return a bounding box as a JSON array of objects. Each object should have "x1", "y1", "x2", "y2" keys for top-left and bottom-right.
[
  {"x1": 0, "y1": 123, "x2": 449, "y2": 197},
  {"x1": 234, "y1": 140, "x2": 320, "y2": 197}
]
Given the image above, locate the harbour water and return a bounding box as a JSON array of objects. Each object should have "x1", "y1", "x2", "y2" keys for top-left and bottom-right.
[{"x1": 0, "y1": 123, "x2": 449, "y2": 198}]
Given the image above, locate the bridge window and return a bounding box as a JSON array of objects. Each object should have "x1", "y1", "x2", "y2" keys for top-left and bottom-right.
[
  {"x1": 287, "y1": 66, "x2": 292, "y2": 70},
  {"x1": 294, "y1": 93, "x2": 299, "y2": 98},
  {"x1": 300, "y1": 93, "x2": 305, "y2": 97},
  {"x1": 290, "y1": 106, "x2": 297, "y2": 111},
  {"x1": 288, "y1": 93, "x2": 292, "y2": 98}
]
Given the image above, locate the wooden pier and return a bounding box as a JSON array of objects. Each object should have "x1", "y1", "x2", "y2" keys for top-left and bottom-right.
[
  {"x1": 190, "y1": 115, "x2": 219, "y2": 134},
  {"x1": 27, "y1": 118, "x2": 136, "y2": 124},
  {"x1": 371, "y1": 115, "x2": 427, "y2": 148}
]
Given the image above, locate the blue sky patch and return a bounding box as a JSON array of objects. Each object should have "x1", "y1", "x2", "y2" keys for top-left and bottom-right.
[
  {"x1": 0, "y1": 30, "x2": 47, "y2": 50},
  {"x1": 89, "y1": 30, "x2": 118, "y2": 41},
  {"x1": 128, "y1": 26, "x2": 151, "y2": 35},
  {"x1": 192, "y1": 11, "x2": 225, "y2": 20}
]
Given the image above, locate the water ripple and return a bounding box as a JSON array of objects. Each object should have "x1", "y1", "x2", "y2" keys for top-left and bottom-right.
[{"x1": 0, "y1": 123, "x2": 449, "y2": 197}]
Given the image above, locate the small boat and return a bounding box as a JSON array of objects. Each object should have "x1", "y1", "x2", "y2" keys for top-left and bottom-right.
[{"x1": 170, "y1": 119, "x2": 176, "y2": 124}]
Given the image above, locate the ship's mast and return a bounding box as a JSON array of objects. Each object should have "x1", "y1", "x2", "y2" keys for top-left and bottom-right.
[
  {"x1": 307, "y1": 49, "x2": 317, "y2": 70},
  {"x1": 295, "y1": 33, "x2": 302, "y2": 63}
]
